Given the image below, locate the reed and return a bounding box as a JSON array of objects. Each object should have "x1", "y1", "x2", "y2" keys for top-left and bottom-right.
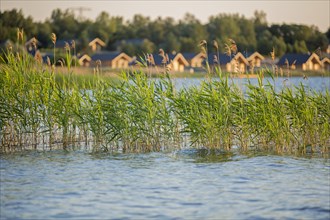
[{"x1": 0, "y1": 36, "x2": 329, "y2": 155}]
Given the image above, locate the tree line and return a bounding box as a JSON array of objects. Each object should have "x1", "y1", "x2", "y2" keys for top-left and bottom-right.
[{"x1": 1, "y1": 9, "x2": 329, "y2": 57}]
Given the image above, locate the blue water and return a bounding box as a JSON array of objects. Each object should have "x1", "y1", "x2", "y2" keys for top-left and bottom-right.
[
  {"x1": 171, "y1": 76, "x2": 330, "y2": 92},
  {"x1": 1, "y1": 150, "x2": 329, "y2": 219},
  {"x1": 1, "y1": 77, "x2": 329, "y2": 219}
]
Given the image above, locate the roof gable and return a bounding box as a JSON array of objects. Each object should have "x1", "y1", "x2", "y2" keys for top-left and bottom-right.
[
  {"x1": 112, "y1": 53, "x2": 132, "y2": 63},
  {"x1": 171, "y1": 53, "x2": 190, "y2": 66},
  {"x1": 233, "y1": 53, "x2": 249, "y2": 65},
  {"x1": 321, "y1": 57, "x2": 330, "y2": 64},
  {"x1": 78, "y1": 54, "x2": 91, "y2": 63},
  {"x1": 306, "y1": 53, "x2": 322, "y2": 65},
  {"x1": 88, "y1": 38, "x2": 106, "y2": 47},
  {"x1": 244, "y1": 52, "x2": 264, "y2": 61}
]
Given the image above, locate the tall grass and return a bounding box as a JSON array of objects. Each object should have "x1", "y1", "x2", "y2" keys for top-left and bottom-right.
[{"x1": 0, "y1": 36, "x2": 329, "y2": 155}]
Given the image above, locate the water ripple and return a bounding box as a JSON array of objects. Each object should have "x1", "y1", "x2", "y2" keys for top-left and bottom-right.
[{"x1": 1, "y1": 151, "x2": 329, "y2": 219}]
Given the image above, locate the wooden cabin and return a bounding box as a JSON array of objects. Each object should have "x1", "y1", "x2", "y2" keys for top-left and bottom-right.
[
  {"x1": 244, "y1": 52, "x2": 264, "y2": 67},
  {"x1": 207, "y1": 52, "x2": 249, "y2": 73},
  {"x1": 277, "y1": 53, "x2": 322, "y2": 71},
  {"x1": 321, "y1": 57, "x2": 330, "y2": 71},
  {"x1": 182, "y1": 52, "x2": 205, "y2": 68},
  {"x1": 88, "y1": 38, "x2": 106, "y2": 52},
  {"x1": 78, "y1": 54, "x2": 92, "y2": 67},
  {"x1": 170, "y1": 53, "x2": 190, "y2": 72},
  {"x1": 91, "y1": 52, "x2": 132, "y2": 68},
  {"x1": 149, "y1": 52, "x2": 189, "y2": 72}
]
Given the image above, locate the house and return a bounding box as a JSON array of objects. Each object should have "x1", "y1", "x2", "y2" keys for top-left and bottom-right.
[
  {"x1": 131, "y1": 52, "x2": 189, "y2": 72},
  {"x1": 167, "y1": 53, "x2": 189, "y2": 72},
  {"x1": 244, "y1": 52, "x2": 264, "y2": 67},
  {"x1": 321, "y1": 57, "x2": 330, "y2": 71},
  {"x1": 149, "y1": 52, "x2": 190, "y2": 72},
  {"x1": 91, "y1": 52, "x2": 132, "y2": 68},
  {"x1": 182, "y1": 52, "x2": 205, "y2": 68},
  {"x1": 206, "y1": 52, "x2": 249, "y2": 73},
  {"x1": 78, "y1": 54, "x2": 92, "y2": 67},
  {"x1": 277, "y1": 53, "x2": 322, "y2": 71},
  {"x1": 88, "y1": 38, "x2": 106, "y2": 52}
]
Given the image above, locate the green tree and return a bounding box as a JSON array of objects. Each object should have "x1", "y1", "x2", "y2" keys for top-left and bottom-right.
[
  {"x1": 257, "y1": 30, "x2": 273, "y2": 55},
  {"x1": 50, "y1": 9, "x2": 79, "y2": 40},
  {"x1": 34, "y1": 21, "x2": 52, "y2": 48},
  {"x1": 88, "y1": 11, "x2": 124, "y2": 46},
  {"x1": 237, "y1": 17, "x2": 257, "y2": 52},
  {"x1": 0, "y1": 9, "x2": 36, "y2": 42},
  {"x1": 126, "y1": 14, "x2": 151, "y2": 39},
  {"x1": 140, "y1": 39, "x2": 155, "y2": 53},
  {"x1": 306, "y1": 31, "x2": 329, "y2": 52},
  {"x1": 326, "y1": 28, "x2": 330, "y2": 42},
  {"x1": 272, "y1": 36, "x2": 287, "y2": 57},
  {"x1": 148, "y1": 17, "x2": 166, "y2": 45},
  {"x1": 178, "y1": 13, "x2": 208, "y2": 52},
  {"x1": 293, "y1": 40, "x2": 308, "y2": 53},
  {"x1": 1, "y1": 8, "x2": 329, "y2": 56},
  {"x1": 207, "y1": 14, "x2": 240, "y2": 52},
  {"x1": 164, "y1": 32, "x2": 181, "y2": 53},
  {"x1": 121, "y1": 43, "x2": 136, "y2": 56}
]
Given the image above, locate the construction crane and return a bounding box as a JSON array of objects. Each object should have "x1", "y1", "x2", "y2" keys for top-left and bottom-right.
[{"x1": 69, "y1": 7, "x2": 91, "y2": 21}]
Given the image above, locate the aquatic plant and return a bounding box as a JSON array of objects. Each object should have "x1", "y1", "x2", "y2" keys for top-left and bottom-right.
[{"x1": 0, "y1": 36, "x2": 329, "y2": 156}]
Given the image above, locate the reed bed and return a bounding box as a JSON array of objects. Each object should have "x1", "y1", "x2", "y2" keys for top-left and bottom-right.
[{"x1": 0, "y1": 37, "x2": 329, "y2": 155}]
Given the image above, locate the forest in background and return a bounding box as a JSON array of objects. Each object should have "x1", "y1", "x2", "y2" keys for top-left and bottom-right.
[{"x1": 0, "y1": 9, "x2": 329, "y2": 56}]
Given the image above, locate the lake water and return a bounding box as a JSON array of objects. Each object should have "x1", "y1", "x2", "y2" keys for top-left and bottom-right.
[
  {"x1": 171, "y1": 76, "x2": 330, "y2": 92},
  {"x1": 1, "y1": 77, "x2": 330, "y2": 219},
  {"x1": 1, "y1": 150, "x2": 329, "y2": 219}
]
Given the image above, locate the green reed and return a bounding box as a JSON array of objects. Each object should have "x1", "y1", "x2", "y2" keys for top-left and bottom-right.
[{"x1": 0, "y1": 37, "x2": 329, "y2": 155}]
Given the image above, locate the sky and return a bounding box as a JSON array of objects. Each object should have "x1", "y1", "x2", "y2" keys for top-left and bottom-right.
[{"x1": 1, "y1": 0, "x2": 329, "y2": 32}]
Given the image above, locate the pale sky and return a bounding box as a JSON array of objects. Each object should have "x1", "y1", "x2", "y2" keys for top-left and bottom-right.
[{"x1": 1, "y1": 0, "x2": 329, "y2": 32}]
